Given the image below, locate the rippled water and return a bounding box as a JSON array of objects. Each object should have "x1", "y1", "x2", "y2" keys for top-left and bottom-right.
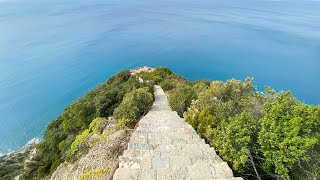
[{"x1": 0, "y1": 0, "x2": 319, "y2": 155}]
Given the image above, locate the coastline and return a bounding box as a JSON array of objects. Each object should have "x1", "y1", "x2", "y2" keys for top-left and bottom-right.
[
  {"x1": 0, "y1": 138, "x2": 38, "y2": 179},
  {"x1": 0, "y1": 137, "x2": 40, "y2": 158}
]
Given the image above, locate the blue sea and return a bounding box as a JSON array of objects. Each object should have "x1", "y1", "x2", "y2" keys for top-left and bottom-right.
[{"x1": 0, "y1": 0, "x2": 319, "y2": 156}]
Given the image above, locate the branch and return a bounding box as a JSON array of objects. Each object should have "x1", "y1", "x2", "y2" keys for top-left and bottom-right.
[{"x1": 246, "y1": 149, "x2": 262, "y2": 180}]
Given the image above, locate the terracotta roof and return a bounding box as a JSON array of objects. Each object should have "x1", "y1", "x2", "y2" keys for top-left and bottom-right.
[{"x1": 130, "y1": 66, "x2": 155, "y2": 75}]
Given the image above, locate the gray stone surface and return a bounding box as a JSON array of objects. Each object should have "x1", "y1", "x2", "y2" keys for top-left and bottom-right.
[
  {"x1": 50, "y1": 118, "x2": 131, "y2": 180},
  {"x1": 113, "y1": 85, "x2": 242, "y2": 180}
]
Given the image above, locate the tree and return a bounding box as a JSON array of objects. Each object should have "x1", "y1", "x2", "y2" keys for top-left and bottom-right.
[
  {"x1": 168, "y1": 85, "x2": 196, "y2": 117},
  {"x1": 258, "y1": 92, "x2": 318, "y2": 178},
  {"x1": 69, "y1": 129, "x2": 91, "y2": 160},
  {"x1": 113, "y1": 87, "x2": 153, "y2": 128},
  {"x1": 208, "y1": 112, "x2": 257, "y2": 172},
  {"x1": 22, "y1": 70, "x2": 144, "y2": 178},
  {"x1": 192, "y1": 80, "x2": 209, "y2": 95},
  {"x1": 152, "y1": 67, "x2": 172, "y2": 78},
  {"x1": 89, "y1": 117, "x2": 108, "y2": 135}
]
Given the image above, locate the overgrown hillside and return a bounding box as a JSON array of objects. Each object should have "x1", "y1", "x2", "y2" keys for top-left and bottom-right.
[
  {"x1": 18, "y1": 69, "x2": 155, "y2": 179},
  {"x1": 1, "y1": 67, "x2": 319, "y2": 180},
  {"x1": 133, "y1": 68, "x2": 320, "y2": 179}
]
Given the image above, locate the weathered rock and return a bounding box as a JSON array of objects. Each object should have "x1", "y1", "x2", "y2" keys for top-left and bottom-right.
[
  {"x1": 50, "y1": 128, "x2": 131, "y2": 180},
  {"x1": 113, "y1": 85, "x2": 242, "y2": 180}
]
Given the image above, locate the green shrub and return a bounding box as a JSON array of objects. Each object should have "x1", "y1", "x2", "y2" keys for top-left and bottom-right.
[
  {"x1": 68, "y1": 129, "x2": 91, "y2": 160},
  {"x1": 106, "y1": 70, "x2": 131, "y2": 85},
  {"x1": 79, "y1": 168, "x2": 108, "y2": 180},
  {"x1": 66, "y1": 117, "x2": 108, "y2": 161},
  {"x1": 168, "y1": 85, "x2": 196, "y2": 117},
  {"x1": 136, "y1": 67, "x2": 174, "y2": 86},
  {"x1": 207, "y1": 112, "x2": 257, "y2": 171},
  {"x1": 192, "y1": 80, "x2": 210, "y2": 95},
  {"x1": 258, "y1": 92, "x2": 319, "y2": 178},
  {"x1": 160, "y1": 74, "x2": 190, "y2": 92},
  {"x1": 21, "y1": 67, "x2": 320, "y2": 180},
  {"x1": 152, "y1": 67, "x2": 172, "y2": 78},
  {"x1": 114, "y1": 87, "x2": 153, "y2": 128},
  {"x1": 89, "y1": 117, "x2": 107, "y2": 135},
  {"x1": 184, "y1": 78, "x2": 320, "y2": 179},
  {"x1": 23, "y1": 70, "x2": 143, "y2": 178}
]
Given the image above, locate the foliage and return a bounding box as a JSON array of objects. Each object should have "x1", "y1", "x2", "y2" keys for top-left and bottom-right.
[
  {"x1": 182, "y1": 78, "x2": 320, "y2": 179},
  {"x1": 79, "y1": 168, "x2": 108, "y2": 180},
  {"x1": 168, "y1": 85, "x2": 196, "y2": 117},
  {"x1": 192, "y1": 80, "x2": 210, "y2": 95},
  {"x1": 67, "y1": 117, "x2": 109, "y2": 160},
  {"x1": 152, "y1": 66, "x2": 172, "y2": 78},
  {"x1": 22, "y1": 70, "x2": 144, "y2": 179},
  {"x1": 114, "y1": 87, "x2": 153, "y2": 128},
  {"x1": 20, "y1": 67, "x2": 320, "y2": 180},
  {"x1": 0, "y1": 149, "x2": 31, "y2": 180},
  {"x1": 207, "y1": 112, "x2": 257, "y2": 171},
  {"x1": 68, "y1": 129, "x2": 91, "y2": 160},
  {"x1": 160, "y1": 74, "x2": 190, "y2": 91},
  {"x1": 258, "y1": 92, "x2": 319, "y2": 178},
  {"x1": 137, "y1": 67, "x2": 172, "y2": 85},
  {"x1": 89, "y1": 117, "x2": 108, "y2": 135}
]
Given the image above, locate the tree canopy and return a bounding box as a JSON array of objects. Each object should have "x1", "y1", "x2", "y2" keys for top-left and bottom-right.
[{"x1": 17, "y1": 67, "x2": 319, "y2": 180}]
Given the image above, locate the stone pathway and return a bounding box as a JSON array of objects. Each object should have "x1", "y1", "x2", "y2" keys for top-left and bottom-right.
[{"x1": 113, "y1": 85, "x2": 242, "y2": 180}]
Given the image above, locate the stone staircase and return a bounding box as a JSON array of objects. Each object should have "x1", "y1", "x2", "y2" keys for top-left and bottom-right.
[{"x1": 113, "y1": 85, "x2": 242, "y2": 180}]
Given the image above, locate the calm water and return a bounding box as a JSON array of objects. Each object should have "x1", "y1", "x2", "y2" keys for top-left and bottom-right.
[{"x1": 0, "y1": 0, "x2": 319, "y2": 155}]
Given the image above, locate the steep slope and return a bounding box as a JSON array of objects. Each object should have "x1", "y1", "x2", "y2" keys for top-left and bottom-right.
[
  {"x1": 113, "y1": 85, "x2": 242, "y2": 180},
  {"x1": 50, "y1": 118, "x2": 131, "y2": 180}
]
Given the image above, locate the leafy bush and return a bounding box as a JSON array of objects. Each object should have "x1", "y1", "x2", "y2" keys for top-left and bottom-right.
[
  {"x1": 79, "y1": 168, "x2": 108, "y2": 180},
  {"x1": 68, "y1": 129, "x2": 91, "y2": 160},
  {"x1": 20, "y1": 67, "x2": 320, "y2": 180},
  {"x1": 152, "y1": 67, "x2": 172, "y2": 78},
  {"x1": 182, "y1": 78, "x2": 320, "y2": 179},
  {"x1": 160, "y1": 74, "x2": 190, "y2": 91},
  {"x1": 89, "y1": 117, "x2": 108, "y2": 135},
  {"x1": 67, "y1": 117, "x2": 108, "y2": 160},
  {"x1": 168, "y1": 85, "x2": 196, "y2": 117},
  {"x1": 136, "y1": 67, "x2": 173, "y2": 85},
  {"x1": 22, "y1": 70, "x2": 144, "y2": 179},
  {"x1": 207, "y1": 112, "x2": 257, "y2": 171},
  {"x1": 114, "y1": 87, "x2": 153, "y2": 128},
  {"x1": 258, "y1": 92, "x2": 319, "y2": 178},
  {"x1": 192, "y1": 80, "x2": 210, "y2": 95},
  {"x1": 0, "y1": 150, "x2": 31, "y2": 180}
]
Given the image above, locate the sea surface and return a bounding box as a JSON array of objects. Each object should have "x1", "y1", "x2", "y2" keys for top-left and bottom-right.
[{"x1": 0, "y1": 0, "x2": 319, "y2": 156}]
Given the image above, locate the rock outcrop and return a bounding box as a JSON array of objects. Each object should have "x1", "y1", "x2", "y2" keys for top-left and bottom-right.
[
  {"x1": 50, "y1": 118, "x2": 131, "y2": 180},
  {"x1": 113, "y1": 85, "x2": 242, "y2": 180}
]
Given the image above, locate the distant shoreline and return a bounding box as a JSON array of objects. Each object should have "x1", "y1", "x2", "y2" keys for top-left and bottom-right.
[{"x1": 0, "y1": 137, "x2": 40, "y2": 158}]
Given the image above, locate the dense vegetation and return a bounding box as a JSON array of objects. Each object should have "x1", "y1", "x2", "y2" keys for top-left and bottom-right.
[
  {"x1": 0, "y1": 147, "x2": 34, "y2": 180},
  {"x1": 20, "y1": 70, "x2": 153, "y2": 179},
  {"x1": 66, "y1": 117, "x2": 108, "y2": 161},
  {"x1": 135, "y1": 69, "x2": 320, "y2": 179},
  {"x1": 166, "y1": 78, "x2": 319, "y2": 179},
  {"x1": 4, "y1": 67, "x2": 319, "y2": 180},
  {"x1": 114, "y1": 87, "x2": 153, "y2": 128}
]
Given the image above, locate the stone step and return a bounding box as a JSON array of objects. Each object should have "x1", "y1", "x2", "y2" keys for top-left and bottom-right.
[
  {"x1": 136, "y1": 126, "x2": 195, "y2": 132},
  {"x1": 186, "y1": 162, "x2": 234, "y2": 179},
  {"x1": 123, "y1": 149, "x2": 150, "y2": 157},
  {"x1": 113, "y1": 168, "x2": 239, "y2": 180},
  {"x1": 113, "y1": 168, "x2": 156, "y2": 180},
  {"x1": 120, "y1": 154, "x2": 226, "y2": 170},
  {"x1": 130, "y1": 136, "x2": 204, "y2": 145},
  {"x1": 119, "y1": 156, "x2": 152, "y2": 169},
  {"x1": 128, "y1": 142, "x2": 152, "y2": 150},
  {"x1": 113, "y1": 85, "x2": 242, "y2": 180},
  {"x1": 209, "y1": 162, "x2": 235, "y2": 178}
]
